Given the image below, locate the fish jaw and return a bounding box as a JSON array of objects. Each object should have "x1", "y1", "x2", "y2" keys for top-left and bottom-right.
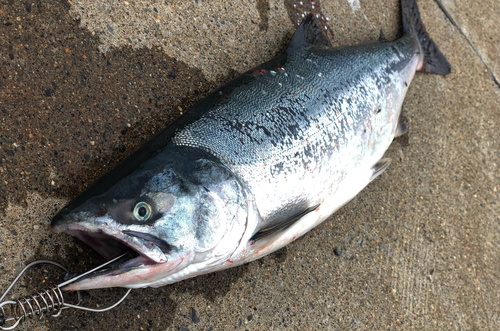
[
  {"x1": 53, "y1": 212, "x2": 250, "y2": 290},
  {"x1": 52, "y1": 213, "x2": 187, "y2": 290},
  {"x1": 52, "y1": 218, "x2": 197, "y2": 290},
  {"x1": 52, "y1": 215, "x2": 169, "y2": 264},
  {"x1": 62, "y1": 253, "x2": 193, "y2": 291}
]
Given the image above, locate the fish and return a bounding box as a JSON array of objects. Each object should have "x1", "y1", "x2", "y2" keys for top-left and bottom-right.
[{"x1": 51, "y1": 0, "x2": 450, "y2": 291}]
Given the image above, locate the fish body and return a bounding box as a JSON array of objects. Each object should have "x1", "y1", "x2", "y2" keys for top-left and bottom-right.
[{"x1": 52, "y1": 0, "x2": 450, "y2": 290}]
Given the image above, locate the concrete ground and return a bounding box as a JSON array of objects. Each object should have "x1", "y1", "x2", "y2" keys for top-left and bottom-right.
[{"x1": 1, "y1": 0, "x2": 499, "y2": 329}]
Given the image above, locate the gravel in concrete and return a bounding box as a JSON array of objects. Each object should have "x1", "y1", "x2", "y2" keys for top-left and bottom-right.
[
  {"x1": 437, "y1": 0, "x2": 500, "y2": 85},
  {"x1": 1, "y1": 0, "x2": 499, "y2": 330}
]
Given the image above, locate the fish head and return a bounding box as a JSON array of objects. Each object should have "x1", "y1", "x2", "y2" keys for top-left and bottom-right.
[{"x1": 52, "y1": 147, "x2": 247, "y2": 290}]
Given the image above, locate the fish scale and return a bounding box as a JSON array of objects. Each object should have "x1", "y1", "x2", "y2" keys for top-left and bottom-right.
[
  {"x1": 51, "y1": 0, "x2": 451, "y2": 290},
  {"x1": 170, "y1": 37, "x2": 417, "y2": 226}
]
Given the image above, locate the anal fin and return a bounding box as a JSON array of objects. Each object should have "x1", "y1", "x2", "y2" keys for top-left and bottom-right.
[
  {"x1": 251, "y1": 204, "x2": 320, "y2": 242},
  {"x1": 370, "y1": 158, "x2": 392, "y2": 182},
  {"x1": 395, "y1": 112, "x2": 408, "y2": 137}
]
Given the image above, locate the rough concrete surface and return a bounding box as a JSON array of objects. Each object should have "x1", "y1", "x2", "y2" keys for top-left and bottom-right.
[
  {"x1": 440, "y1": 0, "x2": 500, "y2": 85},
  {"x1": 0, "y1": 0, "x2": 499, "y2": 330}
]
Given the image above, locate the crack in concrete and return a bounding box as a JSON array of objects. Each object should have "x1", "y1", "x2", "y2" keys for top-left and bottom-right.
[{"x1": 434, "y1": 0, "x2": 500, "y2": 88}]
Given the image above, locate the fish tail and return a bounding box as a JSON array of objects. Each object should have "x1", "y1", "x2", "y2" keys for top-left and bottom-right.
[{"x1": 401, "y1": 0, "x2": 451, "y2": 75}]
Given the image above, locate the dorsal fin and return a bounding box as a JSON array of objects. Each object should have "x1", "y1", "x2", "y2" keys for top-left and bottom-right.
[{"x1": 287, "y1": 14, "x2": 330, "y2": 52}]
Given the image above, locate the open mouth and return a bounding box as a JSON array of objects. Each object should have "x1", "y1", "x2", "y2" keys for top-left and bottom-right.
[
  {"x1": 53, "y1": 224, "x2": 170, "y2": 285},
  {"x1": 67, "y1": 229, "x2": 159, "y2": 265}
]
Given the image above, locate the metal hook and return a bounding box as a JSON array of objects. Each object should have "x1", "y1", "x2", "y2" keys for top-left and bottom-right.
[{"x1": 0, "y1": 254, "x2": 132, "y2": 330}]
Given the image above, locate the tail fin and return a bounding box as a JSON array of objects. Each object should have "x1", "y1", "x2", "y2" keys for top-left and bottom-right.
[{"x1": 402, "y1": 0, "x2": 451, "y2": 75}]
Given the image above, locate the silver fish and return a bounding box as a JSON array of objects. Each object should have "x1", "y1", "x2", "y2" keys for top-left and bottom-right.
[{"x1": 52, "y1": 0, "x2": 450, "y2": 291}]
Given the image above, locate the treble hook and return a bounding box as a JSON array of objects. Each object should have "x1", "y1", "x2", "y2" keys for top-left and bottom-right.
[{"x1": 0, "y1": 254, "x2": 132, "y2": 330}]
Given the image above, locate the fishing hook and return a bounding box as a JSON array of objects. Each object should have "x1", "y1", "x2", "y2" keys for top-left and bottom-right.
[{"x1": 0, "y1": 254, "x2": 132, "y2": 330}]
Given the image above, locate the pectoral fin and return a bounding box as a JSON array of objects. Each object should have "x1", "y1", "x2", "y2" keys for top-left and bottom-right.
[{"x1": 251, "y1": 204, "x2": 320, "y2": 242}]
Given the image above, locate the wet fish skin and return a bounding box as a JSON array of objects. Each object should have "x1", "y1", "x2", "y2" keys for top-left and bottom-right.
[{"x1": 51, "y1": 0, "x2": 450, "y2": 290}]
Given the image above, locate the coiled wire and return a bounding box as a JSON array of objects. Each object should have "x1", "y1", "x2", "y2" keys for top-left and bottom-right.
[
  {"x1": 0, "y1": 286, "x2": 66, "y2": 330},
  {"x1": 0, "y1": 255, "x2": 131, "y2": 330}
]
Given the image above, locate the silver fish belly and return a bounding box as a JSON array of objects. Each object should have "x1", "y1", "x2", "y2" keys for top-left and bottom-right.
[{"x1": 51, "y1": 0, "x2": 450, "y2": 290}]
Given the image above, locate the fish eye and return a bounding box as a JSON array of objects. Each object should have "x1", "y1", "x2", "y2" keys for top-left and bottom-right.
[{"x1": 133, "y1": 201, "x2": 152, "y2": 222}]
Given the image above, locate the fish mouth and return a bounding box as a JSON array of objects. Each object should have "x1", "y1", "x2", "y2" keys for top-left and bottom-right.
[{"x1": 52, "y1": 222, "x2": 170, "y2": 289}]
